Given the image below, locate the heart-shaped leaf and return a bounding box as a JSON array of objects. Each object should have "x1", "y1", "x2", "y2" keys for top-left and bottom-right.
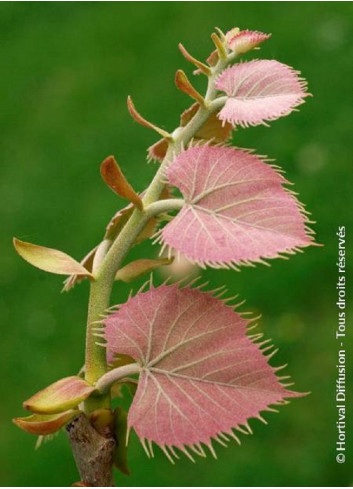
[
  {"x1": 13, "y1": 410, "x2": 79, "y2": 436},
  {"x1": 159, "y1": 145, "x2": 314, "y2": 269},
  {"x1": 24, "y1": 376, "x2": 95, "y2": 414},
  {"x1": 215, "y1": 59, "x2": 309, "y2": 127},
  {"x1": 13, "y1": 238, "x2": 94, "y2": 277},
  {"x1": 103, "y1": 284, "x2": 301, "y2": 460}
]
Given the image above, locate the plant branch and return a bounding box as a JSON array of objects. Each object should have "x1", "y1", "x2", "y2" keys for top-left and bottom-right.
[
  {"x1": 67, "y1": 414, "x2": 116, "y2": 487},
  {"x1": 84, "y1": 48, "x2": 236, "y2": 409}
]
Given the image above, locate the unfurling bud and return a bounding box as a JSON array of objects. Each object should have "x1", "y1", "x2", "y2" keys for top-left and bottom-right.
[
  {"x1": 226, "y1": 29, "x2": 271, "y2": 54},
  {"x1": 211, "y1": 32, "x2": 227, "y2": 60},
  {"x1": 89, "y1": 408, "x2": 115, "y2": 438}
]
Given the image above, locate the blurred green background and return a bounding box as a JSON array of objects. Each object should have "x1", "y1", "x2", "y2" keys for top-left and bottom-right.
[{"x1": 1, "y1": 2, "x2": 352, "y2": 486}]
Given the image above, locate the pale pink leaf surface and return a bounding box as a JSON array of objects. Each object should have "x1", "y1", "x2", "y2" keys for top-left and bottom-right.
[
  {"x1": 215, "y1": 60, "x2": 309, "y2": 127},
  {"x1": 226, "y1": 29, "x2": 271, "y2": 54},
  {"x1": 104, "y1": 284, "x2": 300, "y2": 456},
  {"x1": 160, "y1": 145, "x2": 313, "y2": 268}
]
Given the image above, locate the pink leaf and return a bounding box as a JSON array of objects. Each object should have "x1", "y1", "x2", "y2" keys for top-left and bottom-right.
[
  {"x1": 215, "y1": 60, "x2": 309, "y2": 127},
  {"x1": 226, "y1": 29, "x2": 271, "y2": 54},
  {"x1": 103, "y1": 284, "x2": 301, "y2": 459},
  {"x1": 159, "y1": 145, "x2": 314, "y2": 269}
]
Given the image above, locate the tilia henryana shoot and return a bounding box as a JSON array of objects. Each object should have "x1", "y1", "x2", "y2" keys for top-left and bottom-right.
[{"x1": 13, "y1": 27, "x2": 317, "y2": 486}]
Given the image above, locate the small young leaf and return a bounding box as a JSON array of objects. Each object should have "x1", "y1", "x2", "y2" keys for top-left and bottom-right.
[
  {"x1": 103, "y1": 284, "x2": 301, "y2": 459},
  {"x1": 175, "y1": 70, "x2": 205, "y2": 105},
  {"x1": 105, "y1": 203, "x2": 135, "y2": 241},
  {"x1": 13, "y1": 410, "x2": 79, "y2": 436},
  {"x1": 24, "y1": 376, "x2": 95, "y2": 414},
  {"x1": 178, "y1": 43, "x2": 211, "y2": 76},
  {"x1": 115, "y1": 257, "x2": 173, "y2": 283},
  {"x1": 13, "y1": 238, "x2": 94, "y2": 277},
  {"x1": 215, "y1": 60, "x2": 309, "y2": 127},
  {"x1": 195, "y1": 26, "x2": 253, "y2": 75},
  {"x1": 205, "y1": 49, "x2": 218, "y2": 68},
  {"x1": 100, "y1": 156, "x2": 143, "y2": 210},
  {"x1": 113, "y1": 407, "x2": 130, "y2": 475},
  {"x1": 159, "y1": 145, "x2": 314, "y2": 269},
  {"x1": 147, "y1": 138, "x2": 169, "y2": 163},
  {"x1": 226, "y1": 29, "x2": 270, "y2": 54},
  {"x1": 127, "y1": 96, "x2": 172, "y2": 139},
  {"x1": 211, "y1": 32, "x2": 227, "y2": 59}
]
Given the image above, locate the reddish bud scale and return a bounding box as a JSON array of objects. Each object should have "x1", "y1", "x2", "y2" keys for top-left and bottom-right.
[
  {"x1": 100, "y1": 156, "x2": 143, "y2": 210},
  {"x1": 13, "y1": 410, "x2": 79, "y2": 436},
  {"x1": 24, "y1": 376, "x2": 95, "y2": 414}
]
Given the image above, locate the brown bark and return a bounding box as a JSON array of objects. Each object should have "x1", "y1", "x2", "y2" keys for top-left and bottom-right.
[{"x1": 66, "y1": 414, "x2": 116, "y2": 487}]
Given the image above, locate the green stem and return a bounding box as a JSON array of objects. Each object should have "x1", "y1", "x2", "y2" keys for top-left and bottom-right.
[
  {"x1": 84, "y1": 200, "x2": 183, "y2": 403},
  {"x1": 84, "y1": 49, "x2": 235, "y2": 411},
  {"x1": 84, "y1": 278, "x2": 112, "y2": 411},
  {"x1": 95, "y1": 363, "x2": 141, "y2": 394}
]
